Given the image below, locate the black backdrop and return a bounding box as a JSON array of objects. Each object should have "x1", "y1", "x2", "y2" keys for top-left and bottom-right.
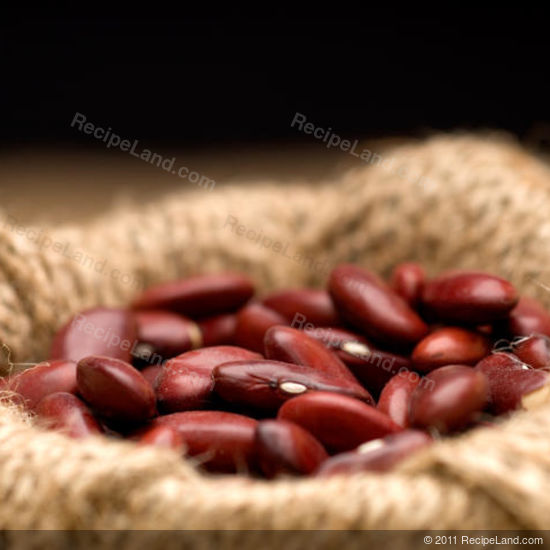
[{"x1": 2, "y1": 11, "x2": 550, "y2": 147}]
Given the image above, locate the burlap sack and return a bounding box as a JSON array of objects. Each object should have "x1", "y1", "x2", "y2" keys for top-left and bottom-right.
[{"x1": 1, "y1": 134, "x2": 550, "y2": 547}]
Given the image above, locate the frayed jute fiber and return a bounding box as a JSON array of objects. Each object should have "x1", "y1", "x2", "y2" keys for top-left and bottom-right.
[{"x1": 1, "y1": 133, "x2": 550, "y2": 547}]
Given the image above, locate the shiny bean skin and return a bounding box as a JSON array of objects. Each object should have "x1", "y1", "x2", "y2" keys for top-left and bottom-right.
[
  {"x1": 506, "y1": 296, "x2": 550, "y2": 337},
  {"x1": 262, "y1": 289, "x2": 340, "y2": 327},
  {"x1": 141, "y1": 365, "x2": 162, "y2": 388},
  {"x1": 198, "y1": 314, "x2": 238, "y2": 347},
  {"x1": 377, "y1": 372, "x2": 421, "y2": 428},
  {"x1": 77, "y1": 356, "x2": 157, "y2": 423},
  {"x1": 390, "y1": 263, "x2": 426, "y2": 307},
  {"x1": 134, "y1": 310, "x2": 202, "y2": 359},
  {"x1": 35, "y1": 392, "x2": 103, "y2": 439},
  {"x1": 302, "y1": 326, "x2": 369, "y2": 352},
  {"x1": 302, "y1": 326, "x2": 411, "y2": 394},
  {"x1": 512, "y1": 335, "x2": 550, "y2": 369},
  {"x1": 255, "y1": 419, "x2": 328, "y2": 477},
  {"x1": 131, "y1": 273, "x2": 254, "y2": 317},
  {"x1": 264, "y1": 326, "x2": 363, "y2": 388},
  {"x1": 329, "y1": 264, "x2": 428, "y2": 345},
  {"x1": 410, "y1": 365, "x2": 489, "y2": 432},
  {"x1": 138, "y1": 425, "x2": 184, "y2": 450},
  {"x1": 151, "y1": 411, "x2": 258, "y2": 473},
  {"x1": 50, "y1": 308, "x2": 137, "y2": 363},
  {"x1": 475, "y1": 353, "x2": 548, "y2": 414},
  {"x1": 213, "y1": 359, "x2": 373, "y2": 411},
  {"x1": 411, "y1": 327, "x2": 491, "y2": 373},
  {"x1": 7, "y1": 359, "x2": 77, "y2": 410},
  {"x1": 316, "y1": 430, "x2": 432, "y2": 476},
  {"x1": 235, "y1": 304, "x2": 288, "y2": 353},
  {"x1": 278, "y1": 392, "x2": 401, "y2": 452},
  {"x1": 421, "y1": 271, "x2": 518, "y2": 324},
  {"x1": 156, "y1": 346, "x2": 262, "y2": 413}
]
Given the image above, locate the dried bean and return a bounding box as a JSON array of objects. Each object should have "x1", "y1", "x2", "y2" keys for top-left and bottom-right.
[
  {"x1": 410, "y1": 365, "x2": 488, "y2": 432},
  {"x1": 141, "y1": 365, "x2": 162, "y2": 388},
  {"x1": 411, "y1": 327, "x2": 491, "y2": 372},
  {"x1": 390, "y1": 263, "x2": 426, "y2": 306},
  {"x1": 7, "y1": 359, "x2": 77, "y2": 410},
  {"x1": 35, "y1": 392, "x2": 102, "y2": 439},
  {"x1": 506, "y1": 296, "x2": 550, "y2": 337},
  {"x1": 213, "y1": 359, "x2": 373, "y2": 411},
  {"x1": 303, "y1": 326, "x2": 411, "y2": 394},
  {"x1": 50, "y1": 308, "x2": 137, "y2": 363},
  {"x1": 198, "y1": 314, "x2": 237, "y2": 347},
  {"x1": 156, "y1": 346, "x2": 261, "y2": 412},
  {"x1": 264, "y1": 326, "x2": 363, "y2": 389},
  {"x1": 421, "y1": 271, "x2": 518, "y2": 323},
  {"x1": 256, "y1": 419, "x2": 328, "y2": 477},
  {"x1": 134, "y1": 310, "x2": 202, "y2": 359},
  {"x1": 329, "y1": 264, "x2": 428, "y2": 345},
  {"x1": 235, "y1": 303, "x2": 287, "y2": 353},
  {"x1": 278, "y1": 391, "x2": 401, "y2": 452},
  {"x1": 262, "y1": 288, "x2": 340, "y2": 326},
  {"x1": 316, "y1": 430, "x2": 432, "y2": 476},
  {"x1": 377, "y1": 372, "x2": 421, "y2": 428},
  {"x1": 138, "y1": 425, "x2": 184, "y2": 450},
  {"x1": 151, "y1": 410, "x2": 257, "y2": 473},
  {"x1": 77, "y1": 356, "x2": 157, "y2": 423},
  {"x1": 132, "y1": 273, "x2": 254, "y2": 317},
  {"x1": 512, "y1": 335, "x2": 550, "y2": 369},
  {"x1": 475, "y1": 353, "x2": 549, "y2": 414}
]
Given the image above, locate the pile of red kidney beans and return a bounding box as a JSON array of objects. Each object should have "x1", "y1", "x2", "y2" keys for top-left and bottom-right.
[{"x1": 2, "y1": 263, "x2": 550, "y2": 478}]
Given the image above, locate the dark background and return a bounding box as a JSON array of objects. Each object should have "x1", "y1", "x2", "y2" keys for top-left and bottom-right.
[{"x1": 2, "y1": 11, "x2": 550, "y2": 148}]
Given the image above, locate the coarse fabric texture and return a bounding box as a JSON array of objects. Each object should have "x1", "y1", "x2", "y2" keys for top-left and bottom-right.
[{"x1": 1, "y1": 134, "x2": 550, "y2": 547}]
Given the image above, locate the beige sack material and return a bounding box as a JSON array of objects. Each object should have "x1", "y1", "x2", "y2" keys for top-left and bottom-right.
[{"x1": 1, "y1": 134, "x2": 550, "y2": 546}]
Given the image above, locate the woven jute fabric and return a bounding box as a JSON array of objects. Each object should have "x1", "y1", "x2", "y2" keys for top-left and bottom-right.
[{"x1": 1, "y1": 133, "x2": 550, "y2": 546}]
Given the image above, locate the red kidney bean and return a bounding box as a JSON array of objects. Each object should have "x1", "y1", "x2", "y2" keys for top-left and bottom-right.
[
  {"x1": 151, "y1": 410, "x2": 258, "y2": 473},
  {"x1": 377, "y1": 372, "x2": 421, "y2": 428},
  {"x1": 77, "y1": 356, "x2": 156, "y2": 423},
  {"x1": 131, "y1": 273, "x2": 254, "y2": 317},
  {"x1": 329, "y1": 264, "x2": 428, "y2": 345},
  {"x1": 302, "y1": 326, "x2": 368, "y2": 352},
  {"x1": 474, "y1": 352, "x2": 528, "y2": 414},
  {"x1": 512, "y1": 335, "x2": 550, "y2": 369},
  {"x1": 390, "y1": 263, "x2": 426, "y2": 307},
  {"x1": 156, "y1": 346, "x2": 262, "y2": 413},
  {"x1": 411, "y1": 327, "x2": 491, "y2": 373},
  {"x1": 421, "y1": 271, "x2": 518, "y2": 323},
  {"x1": 506, "y1": 296, "x2": 550, "y2": 337},
  {"x1": 198, "y1": 313, "x2": 237, "y2": 347},
  {"x1": 235, "y1": 303, "x2": 288, "y2": 353},
  {"x1": 134, "y1": 310, "x2": 202, "y2": 359},
  {"x1": 137, "y1": 425, "x2": 184, "y2": 450},
  {"x1": 6, "y1": 359, "x2": 77, "y2": 410},
  {"x1": 278, "y1": 392, "x2": 401, "y2": 452},
  {"x1": 213, "y1": 359, "x2": 373, "y2": 411},
  {"x1": 410, "y1": 365, "x2": 488, "y2": 432},
  {"x1": 302, "y1": 326, "x2": 411, "y2": 394},
  {"x1": 255, "y1": 419, "x2": 328, "y2": 477},
  {"x1": 50, "y1": 308, "x2": 137, "y2": 363},
  {"x1": 264, "y1": 326, "x2": 363, "y2": 389},
  {"x1": 316, "y1": 430, "x2": 432, "y2": 476},
  {"x1": 35, "y1": 392, "x2": 103, "y2": 439},
  {"x1": 141, "y1": 365, "x2": 162, "y2": 388},
  {"x1": 509, "y1": 370, "x2": 550, "y2": 411},
  {"x1": 262, "y1": 289, "x2": 340, "y2": 327},
  {"x1": 475, "y1": 353, "x2": 549, "y2": 414}
]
